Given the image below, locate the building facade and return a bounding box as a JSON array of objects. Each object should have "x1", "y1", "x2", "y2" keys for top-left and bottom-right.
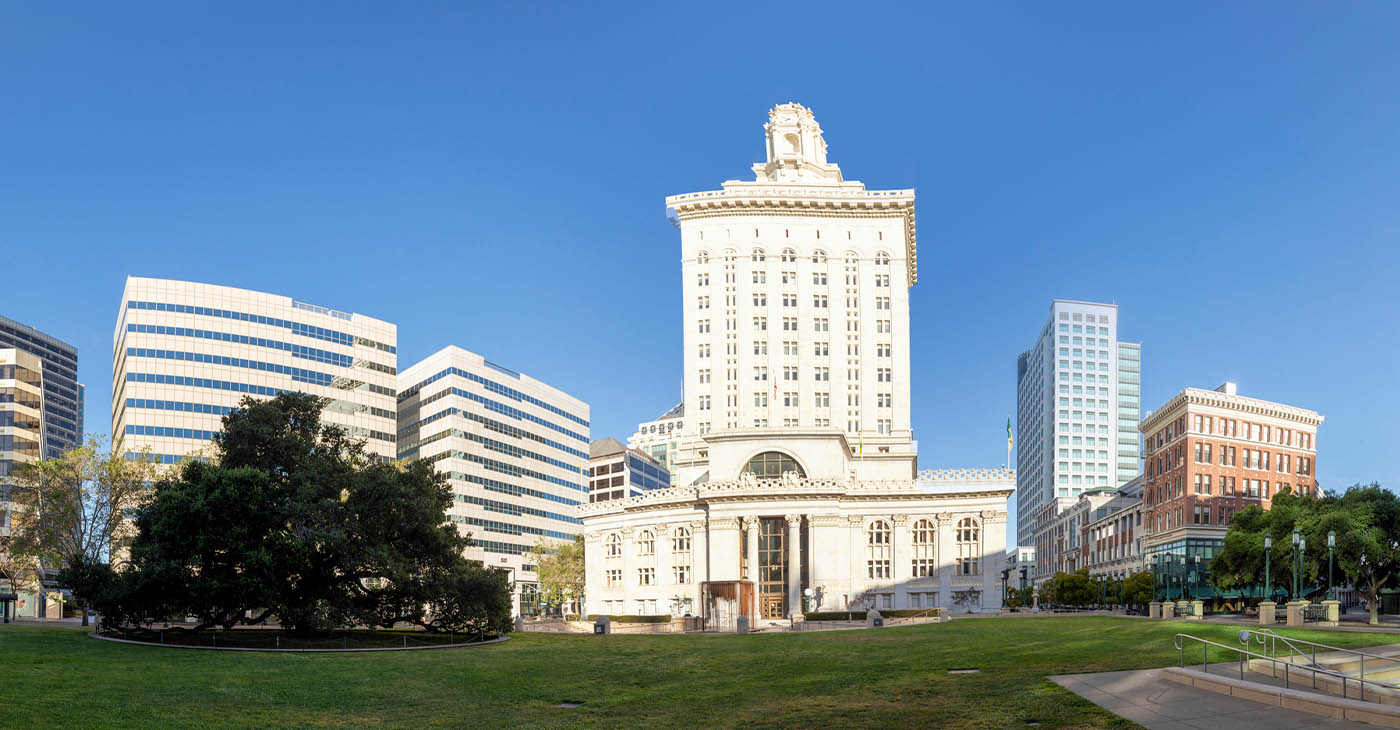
[
  {"x1": 112, "y1": 278, "x2": 398, "y2": 464},
  {"x1": 627, "y1": 403, "x2": 692, "y2": 482},
  {"x1": 667, "y1": 102, "x2": 919, "y2": 486},
  {"x1": 1015, "y1": 300, "x2": 1140, "y2": 544},
  {"x1": 581, "y1": 469, "x2": 1012, "y2": 620},
  {"x1": 1080, "y1": 476, "x2": 1146, "y2": 580},
  {"x1": 1140, "y1": 383, "x2": 1322, "y2": 599},
  {"x1": 396, "y1": 346, "x2": 589, "y2": 617},
  {"x1": 581, "y1": 103, "x2": 1012, "y2": 624},
  {"x1": 0, "y1": 315, "x2": 81, "y2": 459},
  {"x1": 588, "y1": 437, "x2": 671, "y2": 503},
  {"x1": 0, "y1": 348, "x2": 60, "y2": 617}
]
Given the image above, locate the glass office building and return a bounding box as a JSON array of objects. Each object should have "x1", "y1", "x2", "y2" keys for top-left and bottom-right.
[{"x1": 0, "y1": 315, "x2": 81, "y2": 458}]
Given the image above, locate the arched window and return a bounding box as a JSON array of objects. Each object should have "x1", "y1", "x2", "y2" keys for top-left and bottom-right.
[
  {"x1": 742, "y1": 451, "x2": 805, "y2": 479},
  {"x1": 605, "y1": 533, "x2": 621, "y2": 558},
  {"x1": 867, "y1": 520, "x2": 892, "y2": 579},
  {"x1": 844, "y1": 251, "x2": 859, "y2": 265},
  {"x1": 875, "y1": 251, "x2": 890, "y2": 266},
  {"x1": 637, "y1": 529, "x2": 655, "y2": 556},
  {"x1": 811, "y1": 249, "x2": 827, "y2": 264},
  {"x1": 781, "y1": 248, "x2": 797, "y2": 263},
  {"x1": 956, "y1": 518, "x2": 981, "y2": 575},
  {"x1": 723, "y1": 248, "x2": 737, "y2": 262},
  {"x1": 696, "y1": 250, "x2": 709, "y2": 264},
  {"x1": 751, "y1": 248, "x2": 766, "y2": 262},
  {"x1": 672, "y1": 526, "x2": 691, "y2": 554},
  {"x1": 911, "y1": 519, "x2": 936, "y2": 577}
]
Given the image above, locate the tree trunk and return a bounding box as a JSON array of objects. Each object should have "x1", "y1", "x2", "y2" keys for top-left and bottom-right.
[
  {"x1": 1370, "y1": 590, "x2": 1380, "y2": 625},
  {"x1": 82, "y1": 602, "x2": 89, "y2": 627}
]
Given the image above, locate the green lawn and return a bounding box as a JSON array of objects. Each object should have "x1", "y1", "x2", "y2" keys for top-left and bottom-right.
[{"x1": 2, "y1": 618, "x2": 1393, "y2": 729}]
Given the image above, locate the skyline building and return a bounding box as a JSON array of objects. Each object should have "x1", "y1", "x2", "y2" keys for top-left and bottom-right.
[
  {"x1": 667, "y1": 102, "x2": 919, "y2": 486},
  {"x1": 626, "y1": 402, "x2": 692, "y2": 482},
  {"x1": 396, "y1": 346, "x2": 589, "y2": 617},
  {"x1": 111, "y1": 277, "x2": 399, "y2": 464},
  {"x1": 1015, "y1": 300, "x2": 1141, "y2": 545},
  {"x1": 0, "y1": 315, "x2": 82, "y2": 459},
  {"x1": 582, "y1": 103, "x2": 1012, "y2": 623},
  {"x1": 0, "y1": 348, "x2": 54, "y2": 617}
]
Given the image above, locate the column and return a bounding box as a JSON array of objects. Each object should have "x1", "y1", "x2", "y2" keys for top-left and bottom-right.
[
  {"x1": 620, "y1": 527, "x2": 636, "y2": 615},
  {"x1": 745, "y1": 516, "x2": 759, "y2": 586},
  {"x1": 935, "y1": 512, "x2": 954, "y2": 608},
  {"x1": 786, "y1": 515, "x2": 802, "y2": 618},
  {"x1": 655, "y1": 523, "x2": 671, "y2": 615},
  {"x1": 891, "y1": 514, "x2": 910, "y2": 609},
  {"x1": 691, "y1": 519, "x2": 708, "y2": 585},
  {"x1": 848, "y1": 515, "x2": 866, "y2": 608}
]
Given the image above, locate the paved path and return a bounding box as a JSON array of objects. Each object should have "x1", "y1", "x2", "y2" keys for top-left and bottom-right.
[{"x1": 1049, "y1": 668, "x2": 1374, "y2": 730}]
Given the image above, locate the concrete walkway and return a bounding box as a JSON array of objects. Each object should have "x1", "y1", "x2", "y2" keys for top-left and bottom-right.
[{"x1": 1050, "y1": 668, "x2": 1374, "y2": 729}]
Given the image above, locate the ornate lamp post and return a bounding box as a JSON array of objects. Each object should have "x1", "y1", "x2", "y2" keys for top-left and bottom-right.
[
  {"x1": 1328, "y1": 530, "x2": 1337, "y2": 602},
  {"x1": 1291, "y1": 528, "x2": 1301, "y2": 600},
  {"x1": 1264, "y1": 534, "x2": 1273, "y2": 601},
  {"x1": 1178, "y1": 555, "x2": 1187, "y2": 600},
  {"x1": 1299, "y1": 535, "x2": 1307, "y2": 599}
]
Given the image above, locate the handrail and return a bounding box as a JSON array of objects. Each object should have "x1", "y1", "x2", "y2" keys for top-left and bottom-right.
[
  {"x1": 884, "y1": 607, "x2": 946, "y2": 626},
  {"x1": 1173, "y1": 632, "x2": 1400, "y2": 704},
  {"x1": 1245, "y1": 629, "x2": 1400, "y2": 666}
]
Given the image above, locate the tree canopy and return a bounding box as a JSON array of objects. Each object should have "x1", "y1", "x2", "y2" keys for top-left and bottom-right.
[
  {"x1": 91, "y1": 393, "x2": 512, "y2": 635},
  {"x1": 526, "y1": 535, "x2": 584, "y2": 616}
]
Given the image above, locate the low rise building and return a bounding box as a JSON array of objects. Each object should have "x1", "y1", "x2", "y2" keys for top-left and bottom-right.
[
  {"x1": 588, "y1": 438, "x2": 671, "y2": 503},
  {"x1": 1080, "y1": 476, "x2": 1146, "y2": 579}
]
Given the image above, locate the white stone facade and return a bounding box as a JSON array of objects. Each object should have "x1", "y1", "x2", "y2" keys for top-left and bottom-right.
[
  {"x1": 580, "y1": 470, "x2": 1012, "y2": 619},
  {"x1": 396, "y1": 346, "x2": 589, "y2": 617},
  {"x1": 668, "y1": 103, "x2": 918, "y2": 486},
  {"x1": 112, "y1": 277, "x2": 398, "y2": 463}
]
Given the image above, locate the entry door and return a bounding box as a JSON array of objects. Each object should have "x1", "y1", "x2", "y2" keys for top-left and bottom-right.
[{"x1": 763, "y1": 596, "x2": 785, "y2": 619}]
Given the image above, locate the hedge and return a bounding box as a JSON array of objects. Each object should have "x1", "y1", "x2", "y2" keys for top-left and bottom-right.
[
  {"x1": 585, "y1": 614, "x2": 673, "y2": 624},
  {"x1": 803, "y1": 611, "x2": 867, "y2": 621}
]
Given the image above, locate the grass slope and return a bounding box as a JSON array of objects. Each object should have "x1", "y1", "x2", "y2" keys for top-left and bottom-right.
[{"x1": 1, "y1": 618, "x2": 1391, "y2": 729}]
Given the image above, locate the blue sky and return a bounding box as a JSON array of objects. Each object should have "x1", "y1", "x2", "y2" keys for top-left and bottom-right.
[{"x1": 3, "y1": 3, "x2": 1396, "y2": 532}]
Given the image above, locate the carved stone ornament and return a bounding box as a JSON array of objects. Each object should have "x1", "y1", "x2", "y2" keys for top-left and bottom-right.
[
  {"x1": 709, "y1": 517, "x2": 742, "y2": 531},
  {"x1": 653, "y1": 523, "x2": 671, "y2": 535},
  {"x1": 847, "y1": 515, "x2": 867, "y2": 527},
  {"x1": 891, "y1": 513, "x2": 910, "y2": 526},
  {"x1": 809, "y1": 514, "x2": 844, "y2": 528},
  {"x1": 785, "y1": 514, "x2": 804, "y2": 528}
]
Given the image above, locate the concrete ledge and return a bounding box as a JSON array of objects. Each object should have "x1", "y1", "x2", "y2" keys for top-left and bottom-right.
[
  {"x1": 88, "y1": 631, "x2": 510, "y2": 653},
  {"x1": 1164, "y1": 666, "x2": 1400, "y2": 727}
]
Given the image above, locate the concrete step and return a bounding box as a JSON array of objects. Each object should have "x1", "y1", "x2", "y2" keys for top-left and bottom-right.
[
  {"x1": 1245, "y1": 660, "x2": 1400, "y2": 707},
  {"x1": 1168, "y1": 665, "x2": 1400, "y2": 727}
]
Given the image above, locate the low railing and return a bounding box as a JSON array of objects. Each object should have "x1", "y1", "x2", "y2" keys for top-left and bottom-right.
[{"x1": 1173, "y1": 630, "x2": 1400, "y2": 703}]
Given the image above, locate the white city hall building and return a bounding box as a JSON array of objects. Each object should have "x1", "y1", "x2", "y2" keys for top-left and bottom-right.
[{"x1": 581, "y1": 104, "x2": 1012, "y2": 622}]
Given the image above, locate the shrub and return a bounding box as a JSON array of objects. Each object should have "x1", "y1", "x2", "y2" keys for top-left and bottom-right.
[
  {"x1": 585, "y1": 614, "x2": 672, "y2": 623},
  {"x1": 803, "y1": 611, "x2": 867, "y2": 621}
]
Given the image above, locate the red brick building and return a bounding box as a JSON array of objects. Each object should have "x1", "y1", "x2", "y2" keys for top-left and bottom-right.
[{"x1": 1139, "y1": 382, "x2": 1322, "y2": 598}]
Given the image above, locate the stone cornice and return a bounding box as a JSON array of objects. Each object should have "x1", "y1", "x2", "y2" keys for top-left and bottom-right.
[
  {"x1": 1140, "y1": 388, "x2": 1323, "y2": 434},
  {"x1": 667, "y1": 185, "x2": 917, "y2": 287},
  {"x1": 576, "y1": 476, "x2": 1014, "y2": 519}
]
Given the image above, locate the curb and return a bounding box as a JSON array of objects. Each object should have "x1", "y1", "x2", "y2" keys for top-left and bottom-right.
[{"x1": 87, "y1": 631, "x2": 510, "y2": 653}]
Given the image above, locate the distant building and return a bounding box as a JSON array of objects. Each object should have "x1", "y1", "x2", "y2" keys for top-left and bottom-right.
[
  {"x1": 1140, "y1": 382, "x2": 1322, "y2": 600},
  {"x1": 1015, "y1": 300, "x2": 1141, "y2": 545},
  {"x1": 0, "y1": 348, "x2": 57, "y2": 617},
  {"x1": 588, "y1": 438, "x2": 671, "y2": 503},
  {"x1": 1005, "y1": 545, "x2": 1036, "y2": 591},
  {"x1": 397, "y1": 346, "x2": 589, "y2": 617},
  {"x1": 0, "y1": 315, "x2": 81, "y2": 459},
  {"x1": 1080, "y1": 476, "x2": 1146, "y2": 580},
  {"x1": 627, "y1": 403, "x2": 694, "y2": 482},
  {"x1": 112, "y1": 277, "x2": 398, "y2": 464},
  {"x1": 1032, "y1": 488, "x2": 1121, "y2": 582}
]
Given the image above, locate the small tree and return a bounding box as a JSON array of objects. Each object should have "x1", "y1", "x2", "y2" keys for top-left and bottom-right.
[
  {"x1": 8, "y1": 438, "x2": 158, "y2": 625},
  {"x1": 1122, "y1": 571, "x2": 1153, "y2": 608},
  {"x1": 526, "y1": 535, "x2": 584, "y2": 617}
]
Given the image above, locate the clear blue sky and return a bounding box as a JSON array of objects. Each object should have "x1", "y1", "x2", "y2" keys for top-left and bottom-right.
[{"x1": 3, "y1": 3, "x2": 1396, "y2": 533}]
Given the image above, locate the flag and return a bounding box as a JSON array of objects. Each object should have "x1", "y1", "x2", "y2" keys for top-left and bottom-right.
[
  {"x1": 1006, "y1": 415, "x2": 1014, "y2": 449},
  {"x1": 857, "y1": 434, "x2": 863, "y2": 456}
]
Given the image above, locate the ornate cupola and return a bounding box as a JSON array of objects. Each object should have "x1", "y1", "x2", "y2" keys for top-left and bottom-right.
[{"x1": 752, "y1": 103, "x2": 844, "y2": 184}]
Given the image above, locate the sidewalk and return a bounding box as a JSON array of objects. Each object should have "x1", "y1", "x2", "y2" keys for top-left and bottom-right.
[{"x1": 1050, "y1": 668, "x2": 1375, "y2": 729}]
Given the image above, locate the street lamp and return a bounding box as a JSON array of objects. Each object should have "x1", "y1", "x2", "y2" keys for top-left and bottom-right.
[
  {"x1": 1178, "y1": 555, "x2": 1187, "y2": 600},
  {"x1": 1299, "y1": 535, "x2": 1307, "y2": 599},
  {"x1": 1291, "y1": 528, "x2": 1301, "y2": 600},
  {"x1": 1264, "y1": 534, "x2": 1273, "y2": 602},
  {"x1": 1328, "y1": 530, "x2": 1337, "y2": 602}
]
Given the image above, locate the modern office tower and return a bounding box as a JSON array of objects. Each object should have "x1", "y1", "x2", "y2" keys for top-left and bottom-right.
[
  {"x1": 396, "y1": 346, "x2": 589, "y2": 617},
  {"x1": 0, "y1": 348, "x2": 55, "y2": 617},
  {"x1": 587, "y1": 437, "x2": 671, "y2": 503},
  {"x1": 112, "y1": 277, "x2": 398, "y2": 464},
  {"x1": 1116, "y1": 343, "x2": 1142, "y2": 486},
  {"x1": 1140, "y1": 382, "x2": 1321, "y2": 597},
  {"x1": 1015, "y1": 300, "x2": 1139, "y2": 545},
  {"x1": 666, "y1": 102, "x2": 918, "y2": 486},
  {"x1": 0, "y1": 315, "x2": 81, "y2": 458}
]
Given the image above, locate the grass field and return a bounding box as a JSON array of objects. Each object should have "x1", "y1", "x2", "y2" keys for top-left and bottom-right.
[{"x1": 2, "y1": 617, "x2": 1393, "y2": 729}]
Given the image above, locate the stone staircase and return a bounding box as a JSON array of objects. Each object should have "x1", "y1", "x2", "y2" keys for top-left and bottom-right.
[{"x1": 1243, "y1": 643, "x2": 1400, "y2": 706}]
